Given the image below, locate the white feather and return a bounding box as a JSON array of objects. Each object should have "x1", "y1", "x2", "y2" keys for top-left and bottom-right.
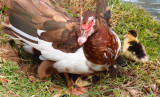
[
  {"x1": 39, "y1": 55, "x2": 47, "y2": 60},
  {"x1": 37, "y1": 29, "x2": 46, "y2": 36},
  {"x1": 81, "y1": 16, "x2": 83, "y2": 21},
  {"x1": 10, "y1": 23, "x2": 67, "y2": 61},
  {"x1": 110, "y1": 30, "x2": 121, "y2": 59},
  {"x1": 23, "y1": 43, "x2": 34, "y2": 54}
]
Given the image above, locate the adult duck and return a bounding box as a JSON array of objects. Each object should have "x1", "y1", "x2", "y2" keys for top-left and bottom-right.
[{"x1": 6, "y1": 0, "x2": 121, "y2": 95}]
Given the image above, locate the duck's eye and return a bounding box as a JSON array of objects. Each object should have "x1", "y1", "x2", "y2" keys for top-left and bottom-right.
[
  {"x1": 91, "y1": 19, "x2": 94, "y2": 22},
  {"x1": 90, "y1": 19, "x2": 94, "y2": 23}
]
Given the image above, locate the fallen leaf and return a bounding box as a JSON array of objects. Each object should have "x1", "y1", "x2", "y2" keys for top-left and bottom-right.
[
  {"x1": 0, "y1": 78, "x2": 7, "y2": 83},
  {"x1": 151, "y1": 84, "x2": 157, "y2": 92},
  {"x1": 28, "y1": 76, "x2": 42, "y2": 83},
  {"x1": 126, "y1": 88, "x2": 139, "y2": 97},
  {"x1": 0, "y1": 75, "x2": 6, "y2": 78},
  {"x1": 51, "y1": 85, "x2": 70, "y2": 97},
  {"x1": 53, "y1": 94, "x2": 61, "y2": 97},
  {"x1": 143, "y1": 63, "x2": 149, "y2": 67},
  {"x1": 122, "y1": 90, "x2": 130, "y2": 97}
]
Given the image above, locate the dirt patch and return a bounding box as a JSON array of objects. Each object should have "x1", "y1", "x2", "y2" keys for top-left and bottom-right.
[
  {"x1": 0, "y1": 36, "x2": 20, "y2": 63},
  {"x1": 0, "y1": 33, "x2": 40, "y2": 77}
]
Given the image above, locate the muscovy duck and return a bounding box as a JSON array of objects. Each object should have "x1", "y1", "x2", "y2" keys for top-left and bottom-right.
[{"x1": 3, "y1": 0, "x2": 122, "y2": 95}]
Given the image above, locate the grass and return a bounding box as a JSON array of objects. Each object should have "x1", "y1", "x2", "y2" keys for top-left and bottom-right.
[
  {"x1": 109, "y1": 0, "x2": 160, "y2": 60},
  {"x1": 0, "y1": 62, "x2": 55, "y2": 96},
  {"x1": 0, "y1": 0, "x2": 160, "y2": 96}
]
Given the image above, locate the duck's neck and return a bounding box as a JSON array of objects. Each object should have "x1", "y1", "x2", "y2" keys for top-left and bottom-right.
[{"x1": 83, "y1": 18, "x2": 117, "y2": 65}]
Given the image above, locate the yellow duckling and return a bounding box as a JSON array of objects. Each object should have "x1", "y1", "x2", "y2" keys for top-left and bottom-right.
[
  {"x1": 70, "y1": 74, "x2": 100, "y2": 87},
  {"x1": 123, "y1": 30, "x2": 149, "y2": 63}
]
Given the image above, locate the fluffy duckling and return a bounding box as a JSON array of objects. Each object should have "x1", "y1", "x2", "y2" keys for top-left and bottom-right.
[
  {"x1": 69, "y1": 74, "x2": 100, "y2": 95},
  {"x1": 69, "y1": 55, "x2": 126, "y2": 96},
  {"x1": 70, "y1": 55, "x2": 126, "y2": 88},
  {"x1": 70, "y1": 75, "x2": 100, "y2": 87},
  {"x1": 123, "y1": 30, "x2": 149, "y2": 63}
]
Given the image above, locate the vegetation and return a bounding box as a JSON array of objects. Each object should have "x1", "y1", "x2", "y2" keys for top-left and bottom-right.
[{"x1": 0, "y1": 0, "x2": 160, "y2": 96}]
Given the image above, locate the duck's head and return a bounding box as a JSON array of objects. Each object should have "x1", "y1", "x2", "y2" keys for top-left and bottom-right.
[
  {"x1": 125, "y1": 30, "x2": 138, "y2": 39},
  {"x1": 78, "y1": 10, "x2": 96, "y2": 45}
]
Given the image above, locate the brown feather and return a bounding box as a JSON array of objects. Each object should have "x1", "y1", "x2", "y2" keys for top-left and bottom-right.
[
  {"x1": 39, "y1": 1, "x2": 60, "y2": 18},
  {"x1": 9, "y1": 11, "x2": 37, "y2": 37},
  {"x1": 53, "y1": 5, "x2": 73, "y2": 19},
  {"x1": 2, "y1": 27, "x2": 17, "y2": 37},
  {"x1": 83, "y1": 17, "x2": 120, "y2": 65},
  {"x1": 38, "y1": 60, "x2": 57, "y2": 78},
  {"x1": 9, "y1": 0, "x2": 80, "y2": 53},
  {"x1": 96, "y1": 0, "x2": 109, "y2": 16}
]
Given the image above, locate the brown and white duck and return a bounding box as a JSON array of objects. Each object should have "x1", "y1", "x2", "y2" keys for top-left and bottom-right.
[{"x1": 4, "y1": 0, "x2": 122, "y2": 95}]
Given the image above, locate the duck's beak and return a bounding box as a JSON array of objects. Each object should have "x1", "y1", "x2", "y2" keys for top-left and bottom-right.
[
  {"x1": 124, "y1": 34, "x2": 127, "y2": 37},
  {"x1": 78, "y1": 30, "x2": 88, "y2": 46}
]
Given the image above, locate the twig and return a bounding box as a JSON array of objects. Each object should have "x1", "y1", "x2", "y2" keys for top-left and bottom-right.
[{"x1": 121, "y1": 72, "x2": 144, "y2": 88}]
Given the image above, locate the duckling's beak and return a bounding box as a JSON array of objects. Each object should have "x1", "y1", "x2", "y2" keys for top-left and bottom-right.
[{"x1": 124, "y1": 34, "x2": 127, "y2": 37}]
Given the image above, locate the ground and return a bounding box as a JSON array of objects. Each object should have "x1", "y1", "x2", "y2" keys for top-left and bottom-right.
[{"x1": 0, "y1": 0, "x2": 160, "y2": 97}]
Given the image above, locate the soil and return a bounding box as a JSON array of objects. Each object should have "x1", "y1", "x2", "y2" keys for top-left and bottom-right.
[{"x1": 0, "y1": 36, "x2": 20, "y2": 63}]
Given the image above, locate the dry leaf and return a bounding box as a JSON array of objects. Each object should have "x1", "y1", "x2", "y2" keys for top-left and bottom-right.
[
  {"x1": 143, "y1": 63, "x2": 149, "y2": 67},
  {"x1": 0, "y1": 78, "x2": 7, "y2": 83},
  {"x1": 127, "y1": 88, "x2": 139, "y2": 97},
  {"x1": 53, "y1": 94, "x2": 61, "y2": 97},
  {"x1": 0, "y1": 75, "x2": 6, "y2": 78},
  {"x1": 28, "y1": 76, "x2": 42, "y2": 83},
  {"x1": 151, "y1": 84, "x2": 157, "y2": 92},
  {"x1": 51, "y1": 85, "x2": 70, "y2": 97},
  {"x1": 122, "y1": 90, "x2": 129, "y2": 97}
]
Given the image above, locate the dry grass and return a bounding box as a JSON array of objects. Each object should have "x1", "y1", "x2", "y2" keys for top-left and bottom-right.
[
  {"x1": 51, "y1": 0, "x2": 97, "y2": 15},
  {"x1": 0, "y1": 0, "x2": 9, "y2": 9},
  {"x1": 0, "y1": 0, "x2": 9, "y2": 14}
]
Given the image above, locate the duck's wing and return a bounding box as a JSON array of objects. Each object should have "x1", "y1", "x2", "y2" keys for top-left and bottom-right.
[
  {"x1": 128, "y1": 41, "x2": 146, "y2": 59},
  {"x1": 9, "y1": 0, "x2": 81, "y2": 61}
]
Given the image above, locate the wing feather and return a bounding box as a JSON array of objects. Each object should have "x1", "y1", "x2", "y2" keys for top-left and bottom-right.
[
  {"x1": 96, "y1": 0, "x2": 109, "y2": 16},
  {"x1": 9, "y1": 0, "x2": 80, "y2": 53}
]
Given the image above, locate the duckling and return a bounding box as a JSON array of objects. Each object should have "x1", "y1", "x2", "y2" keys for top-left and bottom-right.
[
  {"x1": 70, "y1": 75, "x2": 100, "y2": 87},
  {"x1": 69, "y1": 74, "x2": 100, "y2": 96},
  {"x1": 70, "y1": 54, "x2": 126, "y2": 88},
  {"x1": 123, "y1": 30, "x2": 149, "y2": 63}
]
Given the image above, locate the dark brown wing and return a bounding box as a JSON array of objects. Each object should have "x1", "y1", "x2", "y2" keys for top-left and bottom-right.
[{"x1": 9, "y1": 0, "x2": 80, "y2": 53}]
